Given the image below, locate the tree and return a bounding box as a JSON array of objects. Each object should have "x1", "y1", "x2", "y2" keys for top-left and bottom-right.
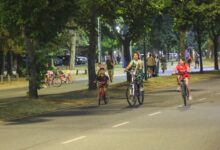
[
  {"x1": 171, "y1": 0, "x2": 192, "y2": 57},
  {"x1": 102, "y1": 0, "x2": 165, "y2": 81},
  {"x1": 204, "y1": 0, "x2": 220, "y2": 70},
  {"x1": 74, "y1": 0, "x2": 108, "y2": 90},
  {"x1": 148, "y1": 15, "x2": 178, "y2": 57},
  {"x1": 101, "y1": 24, "x2": 120, "y2": 55},
  {"x1": 185, "y1": 0, "x2": 220, "y2": 71},
  {"x1": 0, "y1": 26, "x2": 24, "y2": 76},
  {"x1": 0, "y1": 0, "x2": 78, "y2": 98},
  {"x1": 172, "y1": 0, "x2": 220, "y2": 72}
]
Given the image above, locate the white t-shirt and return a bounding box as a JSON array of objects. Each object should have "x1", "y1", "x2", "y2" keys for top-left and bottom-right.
[{"x1": 129, "y1": 59, "x2": 143, "y2": 70}]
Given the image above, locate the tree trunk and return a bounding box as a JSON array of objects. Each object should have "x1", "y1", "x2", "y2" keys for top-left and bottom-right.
[
  {"x1": 197, "y1": 32, "x2": 203, "y2": 73},
  {"x1": 24, "y1": 27, "x2": 38, "y2": 99},
  {"x1": 122, "y1": 38, "x2": 131, "y2": 82},
  {"x1": 0, "y1": 47, "x2": 4, "y2": 75},
  {"x1": 88, "y1": 9, "x2": 97, "y2": 90},
  {"x1": 207, "y1": 38, "x2": 214, "y2": 59},
  {"x1": 69, "y1": 30, "x2": 76, "y2": 70},
  {"x1": 13, "y1": 54, "x2": 18, "y2": 77},
  {"x1": 7, "y1": 50, "x2": 13, "y2": 76},
  {"x1": 213, "y1": 35, "x2": 219, "y2": 70},
  {"x1": 179, "y1": 30, "x2": 186, "y2": 58}
]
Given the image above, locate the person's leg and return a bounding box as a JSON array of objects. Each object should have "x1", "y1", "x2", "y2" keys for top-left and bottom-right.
[
  {"x1": 111, "y1": 69, "x2": 114, "y2": 82},
  {"x1": 108, "y1": 70, "x2": 112, "y2": 82},
  {"x1": 185, "y1": 78, "x2": 192, "y2": 100},
  {"x1": 177, "y1": 75, "x2": 181, "y2": 91},
  {"x1": 104, "y1": 87, "x2": 107, "y2": 97},
  {"x1": 96, "y1": 82, "x2": 100, "y2": 99}
]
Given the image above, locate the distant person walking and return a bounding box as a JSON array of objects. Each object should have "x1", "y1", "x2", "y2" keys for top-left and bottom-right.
[
  {"x1": 106, "y1": 55, "x2": 114, "y2": 83},
  {"x1": 147, "y1": 53, "x2": 155, "y2": 77},
  {"x1": 194, "y1": 53, "x2": 200, "y2": 69},
  {"x1": 116, "y1": 55, "x2": 121, "y2": 64},
  {"x1": 187, "y1": 55, "x2": 192, "y2": 68},
  {"x1": 160, "y1": 55, "x2": 167, "y2": 73},
  {"x1": 154, "y1": 56, "x2": 159, "y2": 76}
]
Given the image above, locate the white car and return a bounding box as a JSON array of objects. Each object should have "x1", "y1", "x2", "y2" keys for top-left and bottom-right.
[{"x1": 76, "y1": 56, "x2": 88, "y2": 65}]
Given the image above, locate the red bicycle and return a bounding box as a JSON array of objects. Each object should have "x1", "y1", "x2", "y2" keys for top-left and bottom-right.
[{"x1": 97, "y1": 81, "x2": 109, "y2": 106}]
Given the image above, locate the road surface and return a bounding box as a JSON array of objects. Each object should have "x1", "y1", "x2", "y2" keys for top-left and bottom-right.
[{"x1": 0, "y1": 77, "x2": 220, "y2": 150}]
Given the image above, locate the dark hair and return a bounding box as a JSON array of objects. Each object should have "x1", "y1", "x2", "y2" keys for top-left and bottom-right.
[
  {"x1": 133, "y1": 51, "x2": 140, "y2": 59},
  {"x1": 100, "y1": 67, "x2": 105, "y2": 71},
  {"x1": 179, "y1": 57, "x2": 185, "y2": 61}
]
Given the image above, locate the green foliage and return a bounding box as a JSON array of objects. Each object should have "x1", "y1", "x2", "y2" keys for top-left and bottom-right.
[
  {"x1": 148, "y1": 15, "x2": 178, "y2": 52},
  {"x1": 101, "y1": 24, "x2": 119, "y2": 53}
]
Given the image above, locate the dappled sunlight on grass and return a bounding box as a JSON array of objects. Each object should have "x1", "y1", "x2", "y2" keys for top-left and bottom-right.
[
  {"x1": 0, "y1": 79, "x2": 28, "y2": 90},
  {"x1": 0, "y1": 71, "x2": 219, "y2": 122}
]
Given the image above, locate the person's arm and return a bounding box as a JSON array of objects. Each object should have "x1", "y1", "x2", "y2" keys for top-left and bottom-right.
[
  {"x1": 186, "y1": 64, "x2": 191, "y2": 72},
  {"x1": 173, "y1": 66, "x2": 178, "y2": 74},
  {"x1": 125, "y1": 61, "x2": 132, "y2": 71}
]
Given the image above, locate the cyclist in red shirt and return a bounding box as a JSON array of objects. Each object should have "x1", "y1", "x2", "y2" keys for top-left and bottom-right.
[{"x1": 173, "y1": 58, "x2": 192, "y2": 100}]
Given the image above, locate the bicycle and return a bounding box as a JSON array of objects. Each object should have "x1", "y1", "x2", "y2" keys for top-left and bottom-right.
[
  {"x1": 179, "y1": 75, "x2": 189, "y2": 106},
  {"x1": 126, "y1": 70, "x2": 144, "y2": 107},
  {"x1": 97, "y1": 81, "x2": 109, "y2": 106},
  {"x1": 45, "y1": 72, "x2": 73, "y2": 87}
]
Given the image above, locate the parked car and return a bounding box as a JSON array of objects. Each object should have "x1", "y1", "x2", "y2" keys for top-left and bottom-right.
[
  {"x1": 54, "y1": 57, "x2": 63, "y2": 66},
  {"x1": 75, "y1": 56, "x2": 88, "y2": 65}
]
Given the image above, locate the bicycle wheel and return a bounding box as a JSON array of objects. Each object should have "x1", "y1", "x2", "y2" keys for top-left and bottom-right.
[
  {"x1": 103, "y1": 93, "x2": 109, "y2": 104},
  {"x1": 180, "y1": 82, "x2": 187, "y2": 106},
  {"x1": 66, "y1": 75, "x2": 74, "y2": 84},
  {"x1": 126, "y1": 85, "x2": 137, "y2": 107},
  {"x1": 52, "y1": 77, "x2": 62, "y2": 87},
  {"x1": 138, "y1": 90, "x2": 144, "y2": 105}
]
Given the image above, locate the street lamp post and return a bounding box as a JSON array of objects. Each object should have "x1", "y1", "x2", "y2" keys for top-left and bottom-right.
[
  {"x1": 143, "y1": 36, "x2": 147, "y2": 80},
  {"x1": 98, "y1": 17, "x2": 102, "y2": 63}
]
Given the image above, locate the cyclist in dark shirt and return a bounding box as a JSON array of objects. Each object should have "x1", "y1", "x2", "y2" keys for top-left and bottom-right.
[{"x1": 95, "y1": 68, "x2": 109, "y2": 98}]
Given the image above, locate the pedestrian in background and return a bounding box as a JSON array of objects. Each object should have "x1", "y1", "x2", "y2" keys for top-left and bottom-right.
[
  {"x1": 160, "y1": 55, "x2": 167, "y2": 73},
  {"x1": 154, "y1": 56, "x2": 160, "y2": 77},
  {"x1": 106, "y1": 54, "x2": 114, "y2": 83},
  {"x1": 194, "y1": 53, "x2": 200, "y2": 69},
  {"x1": 147, "y1": 53, "x2": 155, "y2": 78}
]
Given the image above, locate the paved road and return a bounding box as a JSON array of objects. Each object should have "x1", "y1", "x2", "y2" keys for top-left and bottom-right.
[{"x1": 0, "y1": 77, "x2": 220, "y2": 150}]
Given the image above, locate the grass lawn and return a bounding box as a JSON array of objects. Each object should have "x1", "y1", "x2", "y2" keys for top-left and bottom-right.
[{"x1": 0, "y1": 70, "x2": 220, "y2": 122}]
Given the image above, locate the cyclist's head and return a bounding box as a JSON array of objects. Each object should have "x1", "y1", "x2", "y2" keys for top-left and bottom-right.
[
  {"x1": 133, "y1": 51, "x2": 140, "y2": 60},
  {"x1": 99, "y1": 67, "x2": 105, "y2": 75},
  {"x1": 179, "y1": 57, "x2": 185, "y2": 65}
]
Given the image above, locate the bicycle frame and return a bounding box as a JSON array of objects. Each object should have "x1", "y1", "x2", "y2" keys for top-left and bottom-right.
[
  {"x1": 179, "y1": 75, "x2": 188, "y2": 106},
  {"x1": 126, "y1": 70, "x2": 144, "y2": 106},
  {"x1": 130, "y1": 70, "x2": 138, "y2": 95},
  {"x1": 97, "y1": 81, "x2": 108, "y2": 105}
]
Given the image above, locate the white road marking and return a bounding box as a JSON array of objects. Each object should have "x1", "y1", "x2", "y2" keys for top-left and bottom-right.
[
  {"x1": 202, "y1": 79, "x2": 208, "y2": 81},
  {"x1": 198, "y1": 98, "x2": 207, "y2": 101},
  {"x1": 113, "y1": 122, "x2": 129, "y2": 128},
  {"x1": 177, "y1": 104, "x2": 183, "y2": 107},
  {"x1": 62, "y1": 136, "x2": 86, "y2": 144},
  {"x1": 148, "y1": 111, "x2": 161, "y2": 117}
]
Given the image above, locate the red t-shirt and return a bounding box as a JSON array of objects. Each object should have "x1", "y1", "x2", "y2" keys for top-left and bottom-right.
[{"x1": 176, "y1": 63, "x2": 189, "y2": 78}]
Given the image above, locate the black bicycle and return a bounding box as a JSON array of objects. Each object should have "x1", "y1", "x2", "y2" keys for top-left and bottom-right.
[
  {"x1": 126, "y1": 70, "x2": 144, "y2": 107},
  {"x1": 179, "y1": 75, "x2": 189, "y2": 106}
]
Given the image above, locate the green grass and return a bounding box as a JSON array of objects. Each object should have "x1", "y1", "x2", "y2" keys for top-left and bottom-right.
[{"x1": 0, "y1": 70, "x2": 220, "y2": 122}]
